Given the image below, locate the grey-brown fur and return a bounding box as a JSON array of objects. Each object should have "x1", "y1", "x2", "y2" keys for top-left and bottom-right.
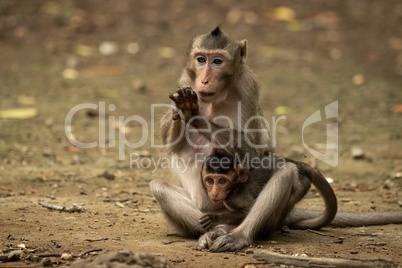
[{"x1": 151, "y1": 27, "x2": 402, "y2": 253}]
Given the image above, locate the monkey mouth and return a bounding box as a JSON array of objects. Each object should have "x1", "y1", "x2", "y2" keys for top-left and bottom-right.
[
  {"x1": 211, "y1": 198, "x2": 224, "y2": 204},
  {"x1": 198, "y1": 91, "x2": 215, "y2": 98}
]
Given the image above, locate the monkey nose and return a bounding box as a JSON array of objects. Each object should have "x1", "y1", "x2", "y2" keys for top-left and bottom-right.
[{"x1": 202, "y1": 80, "x2": 208, "y2": 84}]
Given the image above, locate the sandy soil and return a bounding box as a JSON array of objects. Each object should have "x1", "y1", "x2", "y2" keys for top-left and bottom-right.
[{"x1": 0, "y1": 0, "x2": 401, "y2": 267}]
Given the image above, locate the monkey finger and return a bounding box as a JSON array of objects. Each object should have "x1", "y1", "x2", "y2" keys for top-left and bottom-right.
[
  {"x1": 185, "y1": 87, "x2": 193, "y2": 100},
  {"x1": 199, "y1": 217, "x2": 211, "y2": 229},
  {"x1": 199, "y1": 213, "x2": 210, "y2": 221},
  {"x1": 200, "y1": 222, "x2": 211, "y2": 231},
  {"x1": 177, "y1": 87, "x2": 188, "y2": 100},
  {"x1": 209, "y1": 235, "x2": 236, "y2": 252},
  {"x1": 190, "y1": 90, "x2": 198, "y2": 102},
  {"x1": 169, "y1": 93, "x2": 181, "y2": 104},
  {"x1": 199, "y1": 235, "x2": 213, "y2": 249},
  {"x1": 208, "y1": 238, "x2": 227, "y2": 252}
]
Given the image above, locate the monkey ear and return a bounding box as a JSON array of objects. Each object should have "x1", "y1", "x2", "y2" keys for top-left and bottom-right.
[
  {"x1": 236, "y1": 164, "x2": 249, "y2": 183},
  {"x1": 239, "y1": 39, "x2": 247, "y2": 65}
]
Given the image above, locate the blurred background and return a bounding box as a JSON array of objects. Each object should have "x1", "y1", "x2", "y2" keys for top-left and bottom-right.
[
  {"x1": 1, "y1": 0, "x2": 401, "y2": 172},
  {"x1": 0, "y1": 0, "x2": 401, "y2": 264},
  {"x1": 0, "y1": 0, "x2": 402, "y2": 188}
]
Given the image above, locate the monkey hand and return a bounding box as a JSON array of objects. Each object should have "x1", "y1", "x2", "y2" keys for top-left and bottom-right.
[
  {"x1": 199, "y1": 213, "x2": 219, "y2": 230},
  {"x1": 208, "y1": 231, "x2": 251, "y2": 252},
  {"x1": 169, "y1": 86, "x2": 198, "y2": 122},
  {"x1": 198, "y1": 224, "x2": 229, "y2": 249}
]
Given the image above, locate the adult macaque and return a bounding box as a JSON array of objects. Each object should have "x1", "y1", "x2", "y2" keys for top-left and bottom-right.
[{"x1": 150, "y1": 26, "x2": 402, "y2": 252}]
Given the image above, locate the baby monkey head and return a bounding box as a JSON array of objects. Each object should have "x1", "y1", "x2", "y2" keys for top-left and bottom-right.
[{"x1": 201, "y1": 151, "x2": 248, "y2": 203}]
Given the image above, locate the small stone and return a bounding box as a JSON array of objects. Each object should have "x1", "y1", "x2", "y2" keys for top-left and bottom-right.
[
  {"x1": 383, "y1": 179, "x2": 395, "y2": 190},
  {"x1": 281, "y1": 225, "x2": 290, "y2": 234},
  {"x1": 127, "y1": 42, "x2": 139, "y2": 54},
  {"x1": 132, "y1": 79, "x2": 147, "y2": 93},
  {"x1": 31, "y1": 255, "x2": 40, "y2": 262},
  {"x1": 61, "y1": 253, "x2": 73, "y2": 260},
  {"x1": 42, "y1": 151, "x2": 54, "y2": 157},
  {"x1": 351, "y1": 147, "x2": 365, "y2": 159},
  {"x1": 99, "y1": 41, "x2": 118, "y2": 56},
  {"x1": 62, "y1": 69, "x2": 78, "y2": 79},
  {"x1": 352, "y1": 74, "x2": 364, "y2": 85},
  {"x1": 41, "y1": 257, "x2": 53, "y2": 266}
]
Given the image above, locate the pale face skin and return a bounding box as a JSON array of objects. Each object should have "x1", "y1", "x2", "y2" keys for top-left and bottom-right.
[
  {"x1": 191, "y1": 49, "x2": 231, "y2": 103},
  {"x1": 203, "y1": 174, "x2": 232, "y2": 203}
]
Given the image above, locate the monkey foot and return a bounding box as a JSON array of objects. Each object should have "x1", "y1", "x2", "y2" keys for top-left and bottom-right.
[
  {"x1": 208, "y1": 231, "x2": 251, "y2": 252},
  {"x1": 198, "y1": 224, "x2": 229, "y2": 249},
  {"x1": 169, "y1": 86, "x2": 198, "y2": 122}
]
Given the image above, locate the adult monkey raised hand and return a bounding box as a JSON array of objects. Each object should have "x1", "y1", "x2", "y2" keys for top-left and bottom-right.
[{"x1": 150, "y1": 26, "x2": 402, "y2": 252}]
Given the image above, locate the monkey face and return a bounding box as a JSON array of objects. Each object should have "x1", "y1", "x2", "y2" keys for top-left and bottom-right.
[
  {"x1": 203, "y1": 174, "x2": 233, "y2": 203},
  {"x1": 184, "y1": 26, "x2": 247, "y2": 104},
  {"x1": 191, "y1": 50, "x2": 232, "y2": 102}
]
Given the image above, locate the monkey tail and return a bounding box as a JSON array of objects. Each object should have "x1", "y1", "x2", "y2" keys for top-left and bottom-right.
[
  {"x1": 284, "y1": 159, "x2": 338, "y2": 230},
  {"x1": 328, "y1": 210, "x2": 402, "y2": 227},
  {"x1": 285, "y1": 209, "x2": 402, "y2": 228}
]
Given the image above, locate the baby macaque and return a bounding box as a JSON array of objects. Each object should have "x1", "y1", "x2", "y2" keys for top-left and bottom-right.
[
  {"x1": 199, "y1": 151, "x2": 339, "y2": 231},
  {"x1": 199, "y1": 152, "x2": 282, "y2": 230}
]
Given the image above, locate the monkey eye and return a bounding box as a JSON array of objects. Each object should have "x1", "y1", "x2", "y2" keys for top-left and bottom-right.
[
  {"x1": 219, "y1": 178, "x2": 227, "y2": 184},
  {"x1": 213, "y1": 58, "x2": 223, "y2": 65},
  {"x1": 196, "y1": 56, "x2": 206, "y2": 64},
  {"x1": 207, "y1": 178, "x2": 214, "y2": 185}
]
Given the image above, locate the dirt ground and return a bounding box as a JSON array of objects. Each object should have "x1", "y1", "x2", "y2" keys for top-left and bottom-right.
[{"x1": 0, "y1": 0, "x2": 401, "y2": 267}]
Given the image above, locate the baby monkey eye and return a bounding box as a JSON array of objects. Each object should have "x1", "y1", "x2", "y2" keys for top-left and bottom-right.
[
  {"x1": 219, "y1": 178, "x2": 227, "y2": 184},
  {"x1": 213, "y1": 58, "x2": 223, "y2": 65},
  {"x1": 207, "y1": 178, "x2": 214, "y2": 185},
  {"x1": 197, "y1": 57, "x2": 206, "y2": 63}
]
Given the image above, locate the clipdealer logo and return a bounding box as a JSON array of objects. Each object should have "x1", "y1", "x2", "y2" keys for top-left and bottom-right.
[{"x1": 64, "y1": 101, "x2": 339, "y2": 168}]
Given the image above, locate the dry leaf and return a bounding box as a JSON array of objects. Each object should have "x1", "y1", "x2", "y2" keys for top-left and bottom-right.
[
  {"x1": 18, "y1": 95, "x2": 36, "y2": 105},
  {"x1": 274, "y1": 106, "x2": 291, "y2": 115},
  {"x1": 115, "y1": 201, "x2": 125, "y2": 208},
  {"x1": 158, "y1": 47, "x2": 175, "y2": 58},
  {"x1": 391, "y1": 104, "x2": 402, "y2": 113},
  {"x1": 353, "y1": 187, "x2": 375, "y2": 192},
  {"x1": 74, "y1": 44, "x2": 94, "y2": 57},
  {"x1": 332, "y1": 186, "x2": 346, "y2": 191},
  {"x1": 272, "y1": 6, "x2": 296, "y2": 22},
  {"x1": 0, "y1": 108, "x2": 37, "y2": 119}
]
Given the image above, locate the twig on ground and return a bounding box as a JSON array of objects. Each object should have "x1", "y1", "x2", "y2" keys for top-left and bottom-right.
[
  {"x1": 38, "y1": 200, "x2": 83, "y2": 212},
  {"x1": 254, "y1": 249, "x2": 397, "y2": 268},
  {"x1": 307, "y1": 229, "x2": 328, "y2": 236},
  {"x1": 0, "y1": 186, "x2": 12, "y2": 191},
  {"x1": 0, "y1": 248, "x2": 102, "y2": 263},
  {"x1": 353, "y1": 233, "x2": 378, "y2": 237},
  {"x1": 163, "y1": 240, "x2": 185, "y2": 245},
  {"x1": 84, "y1": 238, "x2": 108, "y2": 242},
  {"x1": 74, "y1": 248, "x2": 103, "y2": 258}
]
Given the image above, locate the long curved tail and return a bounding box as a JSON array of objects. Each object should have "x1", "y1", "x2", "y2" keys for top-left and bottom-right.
[{"x1": 283, "y1": 158, "x2": 338, "y2": 229}]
